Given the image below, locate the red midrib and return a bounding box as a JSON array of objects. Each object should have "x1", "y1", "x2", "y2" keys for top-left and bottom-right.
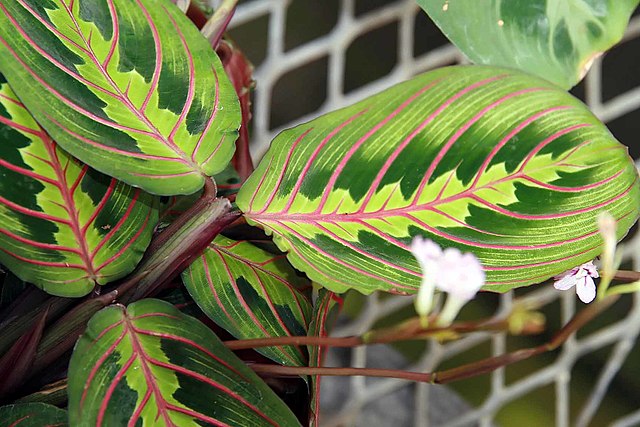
[
  {"x1": 57, "y1": 0, "x2": 200, "y2": 171},
  {"x1": 122, "y1": 314, "x2": 175, "y2": 426},
  {"x1": 46, "y1": 137, "x2": 98, "y2": 281}
]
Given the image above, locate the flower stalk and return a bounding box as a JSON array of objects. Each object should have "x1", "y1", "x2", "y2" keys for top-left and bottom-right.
[{"x1": 247, "y1": 295, "x2": 617, "y2": 385}]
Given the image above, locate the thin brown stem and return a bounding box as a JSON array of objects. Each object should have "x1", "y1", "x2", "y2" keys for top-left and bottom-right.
[
  {"x1": 225, "y1": 335, "x2": 363, "y2": 350},
  {"x1": 248, "y1": 295, "x2": 618, "y2": 385},
  {"x1": 251, "y1": 364, "x2": 434, "y2": 383},
  {"x1": 613, "y1": 270, "x2": 640, "y2": 282},
  {"x1": 224, "y1": 316, "x2": 508, "y2": 351}
]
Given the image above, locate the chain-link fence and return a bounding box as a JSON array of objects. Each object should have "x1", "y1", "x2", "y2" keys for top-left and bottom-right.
[{"x1": 222, "y1": 1, "x2": 640, "y2": 425}]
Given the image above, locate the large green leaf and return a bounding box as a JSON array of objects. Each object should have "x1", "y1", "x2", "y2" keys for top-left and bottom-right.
[
  {"x1": 237, "y1": 65, "x2": 640, "y2": 295},
  {"x1": 182, "y1": 235, "x2": 312, "y2": 366},
  {"x1": 417, "y1": 0, "x2": 638, "y2": 89},
  {"x1": 67, "y1": 298, "x2": 300, "y2": 426},
  {"x1": 0, "y1": 0, "x2": 241, "y2": 196},
  {"x1": 0, "y1": 76, "x2": 158, "y2": 297},
  {"x1": 0, "y1": 403, "x2": 67, "y2": 426}
]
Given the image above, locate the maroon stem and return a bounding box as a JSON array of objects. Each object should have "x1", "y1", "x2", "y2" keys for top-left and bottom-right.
[
  {"x1": 118, "y1": 192, "x2": 240, "y2": 302},
  {"x1": 614, "y1": 270, "x2": 640, "y2": 282},
  {"x1": 248, "y1": 295, "x2": 618, "y2": 385},
  {"x1": 233, "y1": 115, "x2": 254, "y2": 180},
  {"x1": 251, "y1": 364, "x2": 434, "y2": 383},
  {"x1": 145, "y1": 178, "x2": 217, "y2": 254},
  {"x1": 226, "y1": 335, "x2": 363, "y2": 350},
  {"x1": 224, "y1": 316, "x2": 509, "y2": 350},
  {"x1": 202, "y1": 0, "x2": 238, "y2": 50}
]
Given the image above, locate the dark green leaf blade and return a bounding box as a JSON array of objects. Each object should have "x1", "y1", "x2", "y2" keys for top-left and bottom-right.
[
  {"x1": 0, "y1": 403, "x2": 67, "y2": 427},
  {"x1": 236, "y1": 65, "x2": 640, "y2": 295},
  {"x1": 417, "y1": 0, "x2": 639, "y2": 89},
  {"x1": 183, "y1": 235, "x2": 312, "y2": 366},
  {"x1": 0, "y1": 0, "x2": 241, "y2": 195},
  {"x1": 0, "y1": 76, "x2": 158, "y2": 297},
  {"x1": 67, "y1": 298, "x2": 301, "y2": 426}
]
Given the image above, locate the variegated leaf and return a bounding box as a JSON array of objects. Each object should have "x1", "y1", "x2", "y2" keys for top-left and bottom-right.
[
  {"x1": 418, "y1": 0, "x2": 639, "y2": 89},
  {"x1": 183, "y1": 235, "x2": 312, "y2": 366},
  {"x1": 0, "y1": 403, "x2": 67, "y2": 427},
  {"x1": 0, "y1": 76, "x2": 158, "y2": 297},
  {"x1": 67, "y1": 299, "x2": 301, "y2": 426},
  {"x1": 237, "y1": 65, "x2": 640, "y2": 295},
  {"x1": 0, "y1": 0, "x2": 241, "y2": 196}
]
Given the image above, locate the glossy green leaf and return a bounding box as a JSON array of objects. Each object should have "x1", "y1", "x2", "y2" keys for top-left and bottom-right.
[
  {"x1": 307, "y1": 290, "x2": 340, "y2": 427},
  {"x1": 183, "y1": 235, "x2": 312, "y2": 366},
  {"x1": 417, "y1": 0, "x2": 638, "y2": 89},
  {"x1": 0, "y1": 76, "x2": 158, "y2": 297},
  {"x1": 0, "y1": 403, "x2": 67, "y2": 427},
  {"x1": 237, "y1": 65, "x2": 640, "y2": 295},
  {"x1": 67, "y1": 298, "x2": 300, "y2": 427},
  {"x1": 0, "y1": 0, "x2": 241, "y2": 196}
]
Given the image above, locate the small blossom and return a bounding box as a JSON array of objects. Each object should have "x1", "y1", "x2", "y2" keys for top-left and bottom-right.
[
  {"x1": 554, "y1": 261, "x2": 599, "y2": 303},
  {"x1": 435, "y1": 248, "x2": 485, "y2": 301},
  {"x1": 411, "y1": 237, "x2": 443, "y2": 272},
  {"x1": 411, "y1": 237, "x2": 485, "y2": 325},
  {"x1": 411, "y1": 237, "x2": 442, "y2": 320}
]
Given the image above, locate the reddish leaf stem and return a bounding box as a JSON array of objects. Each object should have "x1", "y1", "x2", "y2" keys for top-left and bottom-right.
[
  {"x1": 201, "y1": 0, "x2": 238, "y2": 49},
  {"x1": 613, "y1": 270, "x2": 640, "y2": 282},
  {"x1": 224, "y1": 316, "x2": 508, "y2": 350},
  {"x1": 248, "y1": 295, "x2": 617, "y2": 385},
  {"x1": 251, "y1": 364, "x2": 434, "y2": 383}
]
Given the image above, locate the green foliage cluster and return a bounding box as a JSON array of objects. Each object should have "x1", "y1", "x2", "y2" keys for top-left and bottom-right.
[{"x1": 0, "y1": 0, "x2": 638, "y2": 425}]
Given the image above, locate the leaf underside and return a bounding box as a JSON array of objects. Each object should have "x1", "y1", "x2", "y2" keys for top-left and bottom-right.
[
  {"x1": 0, "y1": 76, "x2": 158, "y2": 297},
  {"x1": 183, "y1": 235, "x2": 312, "y2": 366},
  {"x1": 0, "y1": 0, "x2": 241, "y2": 195},
  {"x1": 417, "y1": 0, "x2": 639, "y2": 89},
  {"x1": 237, "y1": 65, "x2": 640, "y2": 295},
  {"x1": 67, "y1": 299, "x2": 301, "y2": 427}
]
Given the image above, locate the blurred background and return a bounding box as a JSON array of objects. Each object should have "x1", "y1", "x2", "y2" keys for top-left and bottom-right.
[{"x1": 221, "y1": 1, "x2": 640, "y2": 426}]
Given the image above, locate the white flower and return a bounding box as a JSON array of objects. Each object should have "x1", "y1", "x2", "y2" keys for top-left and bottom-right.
[
  {"x1": 553, "y1": 261, "x2": 599, "y2": 303},
  {"x1": 411, "y1": 237, "x2": 442, "y2": 319},
  {"x1": 411, "y1": 237, "x2": 485, "y2": 325},
  {"x1": 435, "y1": 248, "x2": 485, "y2": 301}
]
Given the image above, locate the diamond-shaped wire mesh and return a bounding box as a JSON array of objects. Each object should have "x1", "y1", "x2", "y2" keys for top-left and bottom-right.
[{"x1": 222, "y1": 1, "x2": 640, "y2": 425}]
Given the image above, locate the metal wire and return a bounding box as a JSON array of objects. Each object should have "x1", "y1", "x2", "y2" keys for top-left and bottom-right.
[{"x1": 225, "y1": 1, "x2": 640, "y2": 425}]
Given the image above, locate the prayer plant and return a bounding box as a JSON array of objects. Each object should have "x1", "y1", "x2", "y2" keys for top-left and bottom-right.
[{"x1": 0, "y1": 0, "x2": 639, "y2": 425}]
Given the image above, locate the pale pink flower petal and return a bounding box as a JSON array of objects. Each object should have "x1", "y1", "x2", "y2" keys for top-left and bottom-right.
[
  {"x1": 583, "y1": 261, "x2": 599, "y2": 279},
  {"x1": 436, "y1": 248, "x2": 485, "y2": 301},
  {"x1": 553, "y1": 261, "x2": 598, "y2": 303},
  {"x1": 576, "y1": 275, "x2": 596, "y2": 303},
  {"x1": 553, "y1": 273, "x2": 578, "y2": 291},
  {"x1": 410, "y1": 238, "x2": 485, "y2": 324},
  {"x1": 411, "y1": 237, "x2": 442, "y2": 271}
]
